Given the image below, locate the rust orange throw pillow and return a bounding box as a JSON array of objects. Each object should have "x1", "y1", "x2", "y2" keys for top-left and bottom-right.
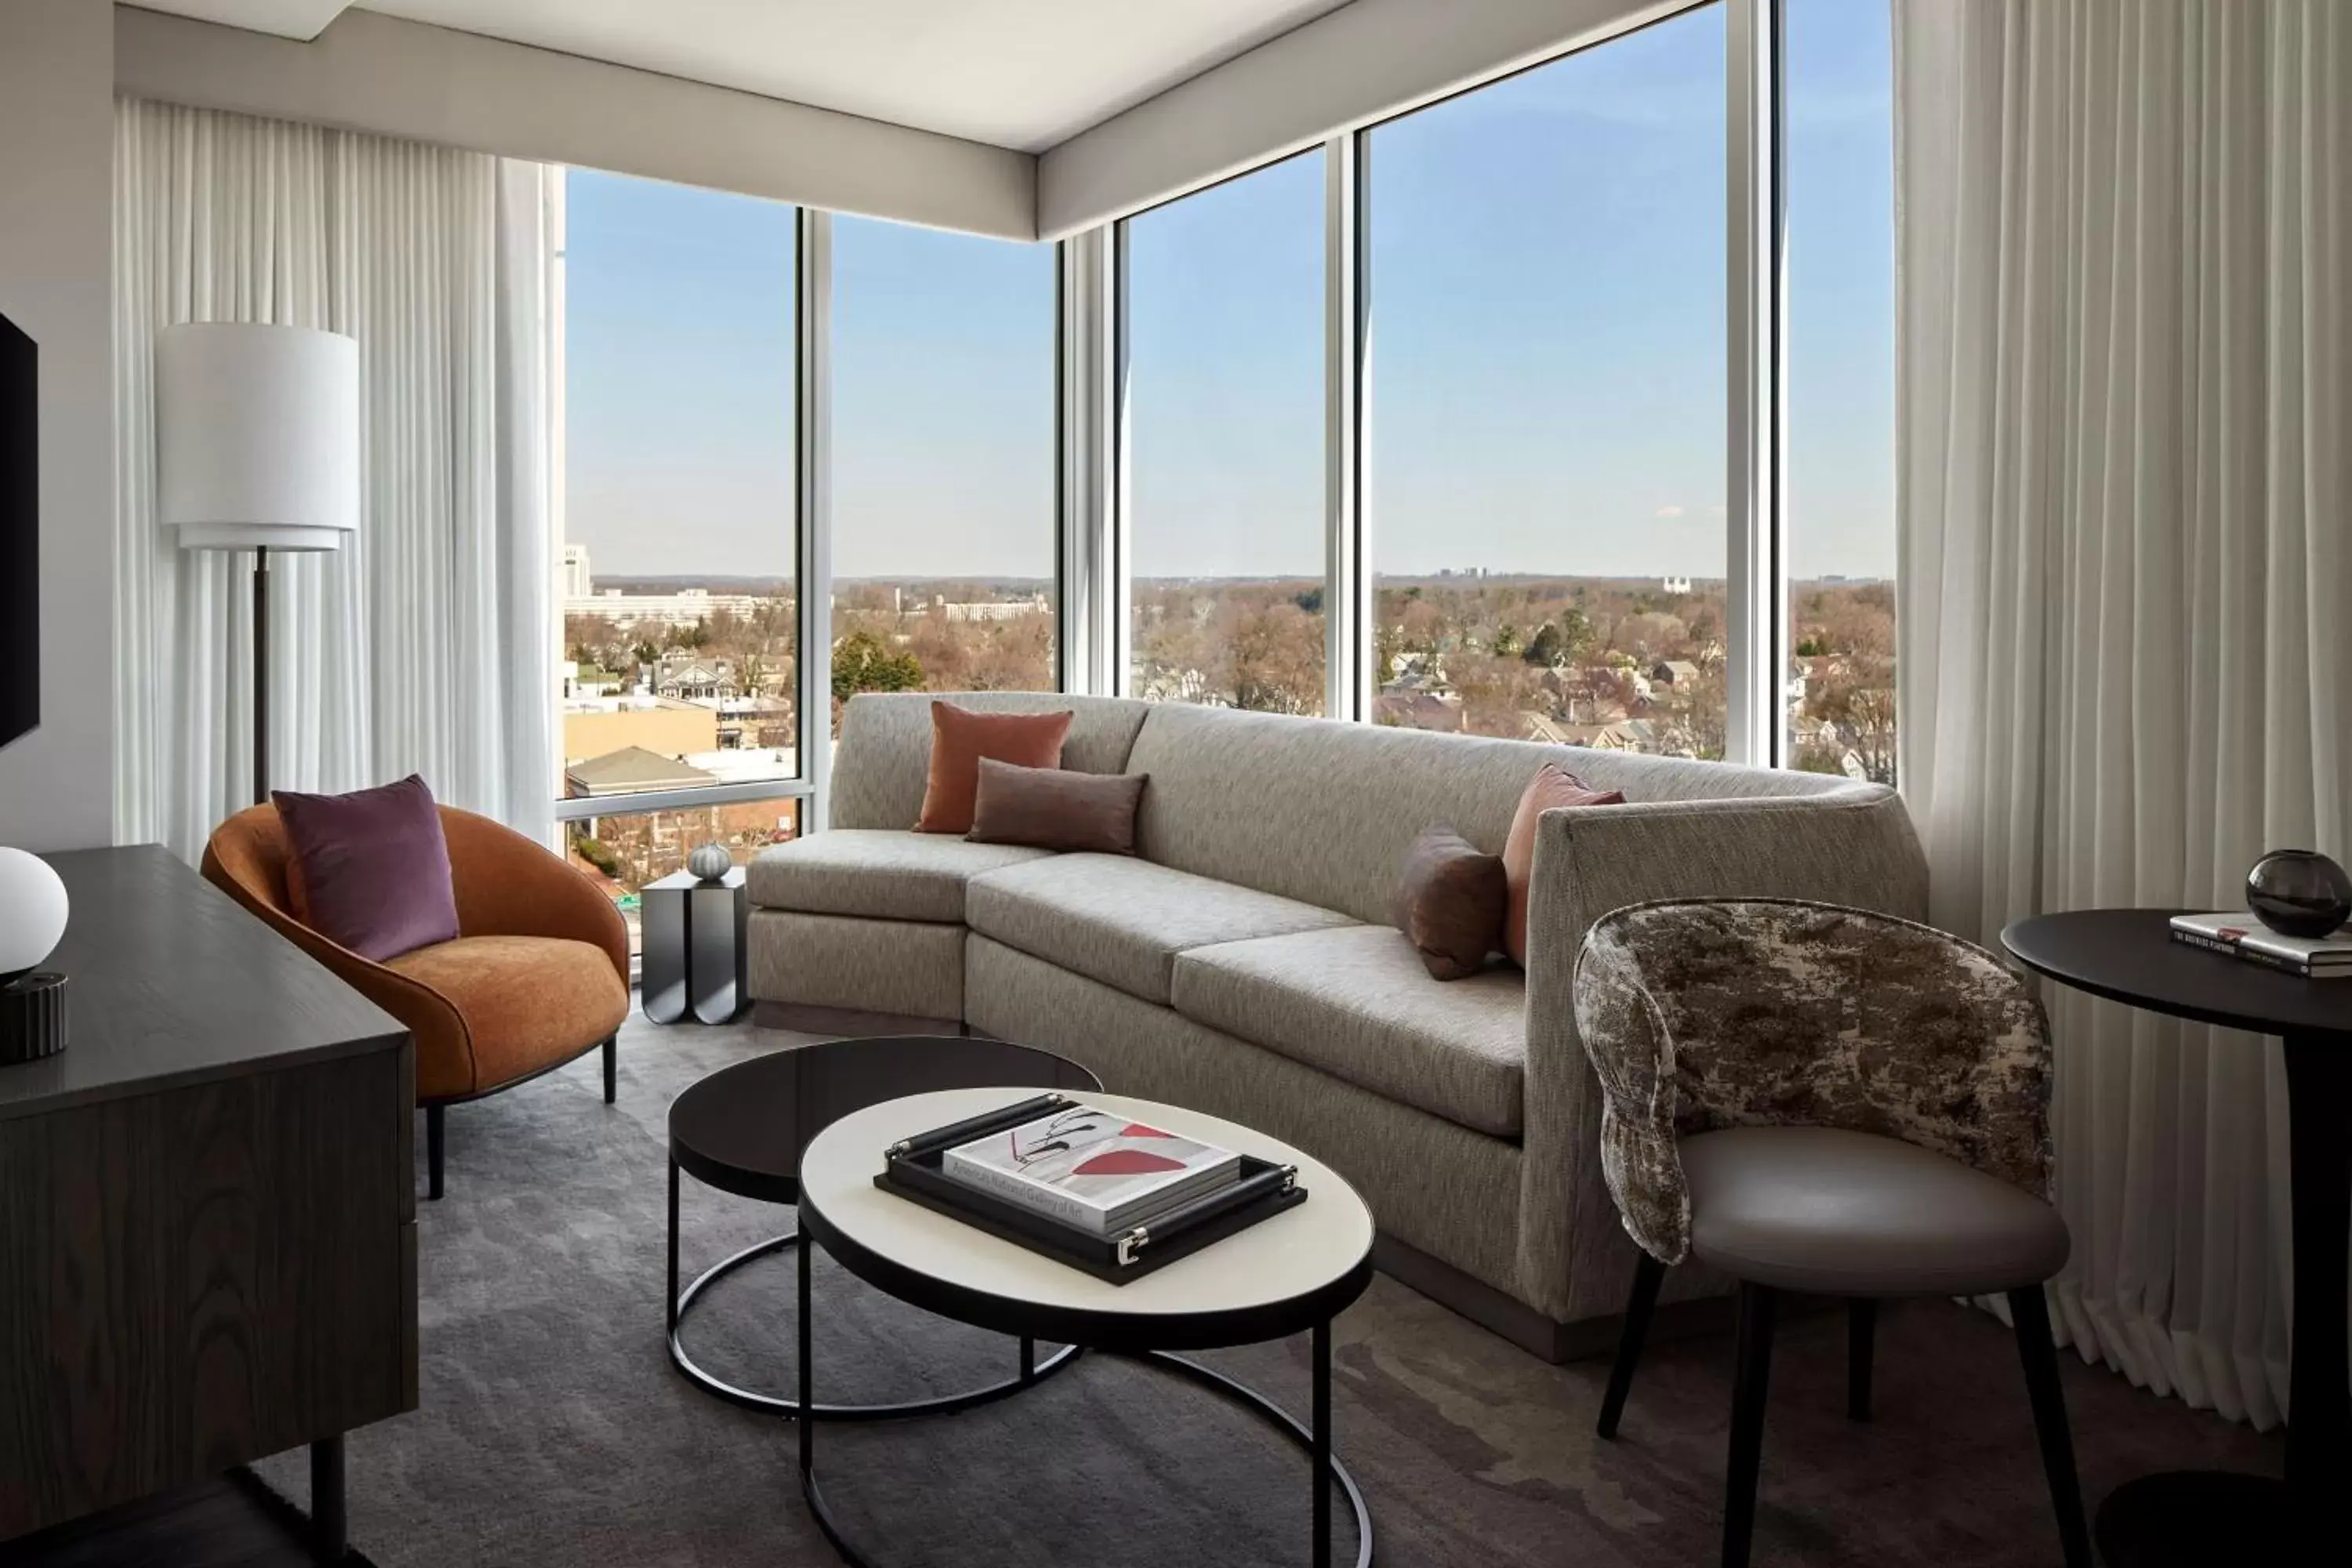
[
  {"x1": 915, "y1": 702, "x2": 1074, "y2": 833},
  {"x1": 1501, "y1": 763, "x2": 1625, "y2": 967}
]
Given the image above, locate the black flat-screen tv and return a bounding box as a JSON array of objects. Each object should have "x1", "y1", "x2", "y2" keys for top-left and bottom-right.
[{"x1": 1, "y1": 309, "x2": 33, "y2": 751}]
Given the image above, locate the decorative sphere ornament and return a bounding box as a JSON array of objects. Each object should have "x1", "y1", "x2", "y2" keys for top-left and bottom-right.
[
  {"x1": 2245, "y1": 849, "x2": 2352, "y2": 938},
  {"x1": 0, "y1": 847, "x2": 70, "y2": 979},
  {"x1": 687, "y1": 843, "x2": 733, "y2": 883}
]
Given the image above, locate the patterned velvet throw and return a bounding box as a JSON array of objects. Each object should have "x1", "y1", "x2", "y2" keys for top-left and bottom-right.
[
  {"x1": 1393, "y1": 824, "x2": 1508, "y2": 980},
  {"x1": 272, "y1": 773, "x2": 461, "y2": 962},
  {"x1": 915, "y1": 702, "x2": 1074, "y2": 834},
  {"x1": 966, "y1": 757, "x2": 1147, "y2": 855},
  {"x1": 1572, "y1": 898, "x2": 2054, "y2": 1265}
]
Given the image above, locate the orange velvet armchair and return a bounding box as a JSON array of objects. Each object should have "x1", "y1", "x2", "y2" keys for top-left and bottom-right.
[{"x1": 202, "y1": 801, "x2": 632, "y2": 1200}]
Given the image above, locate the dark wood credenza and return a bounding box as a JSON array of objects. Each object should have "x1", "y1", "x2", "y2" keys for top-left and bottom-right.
[{"x1": 0, "y1": 846, "x2": 417, "y2": 1559}]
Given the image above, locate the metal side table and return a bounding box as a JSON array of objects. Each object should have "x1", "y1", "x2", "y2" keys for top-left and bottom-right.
[{"x1": 642, "y1": 867, "x2": 750, "y2": 1025}]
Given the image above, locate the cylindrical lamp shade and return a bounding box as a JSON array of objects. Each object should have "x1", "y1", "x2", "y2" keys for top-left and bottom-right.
[{"x1": 158, "y1": 323, "x2": 360, "y2": 552}]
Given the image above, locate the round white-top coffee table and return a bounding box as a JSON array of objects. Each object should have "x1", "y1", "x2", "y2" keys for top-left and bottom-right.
[{"x1": 794, "y1": 1087, "x2": 1379, "y2": 1568}]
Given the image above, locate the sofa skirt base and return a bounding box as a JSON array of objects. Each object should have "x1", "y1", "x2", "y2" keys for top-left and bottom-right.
[
  {"x1": 747, "y1": 909, "x2": 966, "y2": 1020},
  {"x1": 749, "y1": 1001, "x2": 996, "y2": 1040}
]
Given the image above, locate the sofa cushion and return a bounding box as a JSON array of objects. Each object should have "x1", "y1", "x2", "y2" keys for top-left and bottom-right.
[
  {"x1": 1171, "y1": 925, "x2": 1527, "y2": 1138},
  {"x1": 832, "y1": 691, "x2": 1153, "y2": 831},
  {"x1": 272, "y1": 773, "x2": 459, "y2": 961},
  {"x1": 966, "y1": 854, "x2": 1358, "y2": 1006},
  {"x1": 1394, "y1": 823, "x2": 1507, "y2": 980},
  {"x1": 916, "y1": 702, "x2": 1074, "y2": 834},
  {"x1": 967, "y1": 757, "x2": 1147, "y2": 855},
  {"x1": 747, "y1": 829, "x2": 1055, "y2": 923},
  {"x1": 384, "y1": 935, "x2": 630, "y2": 1098}
]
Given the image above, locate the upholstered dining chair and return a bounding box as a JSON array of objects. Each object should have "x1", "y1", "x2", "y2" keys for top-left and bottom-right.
[
  {"x1": 1574, "y1": 898, "x2": 2089, "y2": 1568},
  {"x1": 203, "y1": 802, "x2": 631, "y2": 1200}
]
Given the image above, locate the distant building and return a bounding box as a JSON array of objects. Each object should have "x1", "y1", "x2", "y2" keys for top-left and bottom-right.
[
  {"x1": 1661, "y1": 575, "x2": 1693, "y2": 595},
  {"x1": 561, "y1": 543, "x2": 593, "y2": 599},
  {"x1": 653, "y1": 652, "x2": 737, "y2": 702},
  {"x1": 893, "y1": 588, "x2": 1051, "y2": 622},
  {"x1": 1650, "y1": 659, "x2": 1701, "y2": 688},
  {"x1": 1374, "y1": 690, "x2": 1464, "y2": 731},
  {"x1": 562, "y1": 697, "x2": 718, "y2": 769},
  {"x1": 564, "y1": 585, "x2": 769, "y2": 628},
  {"x1": 564, "y1": 746, "x2": 719, "y2": 799}
]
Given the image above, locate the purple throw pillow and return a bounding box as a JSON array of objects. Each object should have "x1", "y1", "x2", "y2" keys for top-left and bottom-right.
[{"x1": 273, "y1": 775, "x2": 460, "y2": 962}]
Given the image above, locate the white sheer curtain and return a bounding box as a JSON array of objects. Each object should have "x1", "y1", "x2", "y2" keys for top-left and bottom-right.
[
  {"x1": 1896, "y1": 0, "x2": 2350, "y2": 1426},
  {"x1": 114, "y1": 99, "x2": 557, "y2": 859}
]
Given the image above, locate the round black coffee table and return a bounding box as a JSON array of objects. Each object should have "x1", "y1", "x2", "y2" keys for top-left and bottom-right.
[
  {"x1": 666, "y1": 1034, "x2": 1100, "y2": 1418},
  {"x1": 2003, "y1": 909, "x2": 2352, "y2": 1567}
]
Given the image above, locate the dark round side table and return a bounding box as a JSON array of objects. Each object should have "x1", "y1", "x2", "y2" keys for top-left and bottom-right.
[
  {"x1": 666, "y1": 1033, "x2": 1100, "y2": 1418},
  {"x1": 2003, "y1": 909, "x2": 2352, "y2": 1567}
]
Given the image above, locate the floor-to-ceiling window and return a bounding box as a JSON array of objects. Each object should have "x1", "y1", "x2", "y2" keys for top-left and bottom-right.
[
  {"x1": 1364, "y1": 4, "x2": 1728, "y2": 754},
  {"x1": 1785, "y1": 0, "x2": 1896, "y2": 781},
  {"x1": 832, "y1": 216, "x2": 1058, "y2": 725},
  {"x1": 1120, "y1": 153, "x2": 1327, "y2": 714},
  {"x1": 554, "y1": 169, "x2": 802, "y2": 951}
]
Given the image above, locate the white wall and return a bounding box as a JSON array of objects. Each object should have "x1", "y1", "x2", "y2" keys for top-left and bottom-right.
[
  {"x1": 1038, "y1": 0, "x2": 1684, "y2": 237},
  {"x1": 114, "y1": 5, "x2": 1039, "y2": 241},
  {"x1": 0, "y1": 0, "x2": 115, "y2": 852}
]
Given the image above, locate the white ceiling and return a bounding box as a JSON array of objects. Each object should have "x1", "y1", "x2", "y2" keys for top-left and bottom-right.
[
  {"x1": 132, "y1": 0, "x2": 356, "y2": 42},
  {"x1": 132, "y1": 2, "x2": 1364, "y2": 152}
]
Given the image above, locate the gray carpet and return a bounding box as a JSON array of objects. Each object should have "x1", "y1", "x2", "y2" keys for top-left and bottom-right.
[{"x1": 260, "y1": 1012, "x2": 2278, "y2": 1566}]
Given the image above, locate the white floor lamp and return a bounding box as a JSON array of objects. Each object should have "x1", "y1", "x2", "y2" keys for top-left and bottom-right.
[{"x1": 157, "y1": 323, "x2": 361, "y2": 806}]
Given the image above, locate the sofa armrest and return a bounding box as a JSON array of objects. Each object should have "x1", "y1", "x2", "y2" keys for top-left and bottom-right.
[
  {"x1": 1514, "y1": 788, "x2": 1929, "y2": 1321},
  {"x1": 439, "y1": 808, "x2": 630, "y2": 987}
]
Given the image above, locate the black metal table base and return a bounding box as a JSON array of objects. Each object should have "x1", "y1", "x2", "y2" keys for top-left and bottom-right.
[
  {"x1": 795, "y1": 1241, "x2": 1371, "y2": 1568},
  {"x1": 667, "y1": 1160, "x2": 1082, "y2": 1420}
]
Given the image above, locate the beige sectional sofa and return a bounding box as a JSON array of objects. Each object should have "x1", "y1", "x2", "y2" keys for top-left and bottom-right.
[{"x1": 749, "y1": 691, "x2": 1929, "y2": 1357}]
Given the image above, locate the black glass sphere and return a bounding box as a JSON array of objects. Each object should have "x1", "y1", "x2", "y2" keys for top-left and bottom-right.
[{"x1": 2245, "y1": 850, "x2": 2352, "y2": 938}]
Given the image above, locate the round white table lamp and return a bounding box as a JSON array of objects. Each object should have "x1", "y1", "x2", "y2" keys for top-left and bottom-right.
[
  {"x1": 156, "y1": 321, "x2": 361, "y2": 804},
  {"x1": 0, "y1": 847, "x2": 66, "y2": 979},
  {"x1": 0, "y1": 846, "x2": 69, "y2": 1065}
]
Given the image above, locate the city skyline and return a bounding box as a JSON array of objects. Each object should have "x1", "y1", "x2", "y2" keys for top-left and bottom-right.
[{"x1": 563, "y1": 0, "x2": 1892, "y2": 585}]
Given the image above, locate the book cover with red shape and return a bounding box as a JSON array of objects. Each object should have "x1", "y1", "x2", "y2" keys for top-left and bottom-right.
[{"x1": 942, "y1": 1105, "x2": 1242, "y2": 1232}]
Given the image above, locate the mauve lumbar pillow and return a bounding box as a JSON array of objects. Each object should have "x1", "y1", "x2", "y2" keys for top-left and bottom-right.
[
  {"x1": 1502, "y1": 763, "x2": 1625, "y2": 967},
  {"x1": 966, "y1": 757, "x2": 1148, "y2": 855},
  {"x1": 273, "y1": 773, "x2": 460, "y2": 962},
  {"x1": 1395, "y1": 824, "x2": 1508, "y2": 981},
  {"x1": 915, "y1": 702, "x2": 1075, "y2": 834}
]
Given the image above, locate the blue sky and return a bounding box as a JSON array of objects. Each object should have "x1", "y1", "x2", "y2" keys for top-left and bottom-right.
[{"x1": 564, "y1": 0, "x2": 1891, "y2": 584}]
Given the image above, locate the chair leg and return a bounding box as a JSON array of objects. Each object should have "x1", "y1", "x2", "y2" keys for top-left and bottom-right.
[
  {"x1": 1722, "y1": 1282, "x2": 1777, "y2": 1568},
  {"x1": 425, "y1": 1103, "x2": 445, "y2": 1202},
  {"x1": 2007, "y1": 1285, "x2": 2092, "y2": 1568},
  {"x1": 602, "y1": 1034, "x2": 618, "y2": 1105},
  {"x1": 1847, "y1": 1298, "x2": 1877, "y2": 1421},
  {"x1": 1598, "y1": 1253, "x2": 1667, "y2": 1439}
]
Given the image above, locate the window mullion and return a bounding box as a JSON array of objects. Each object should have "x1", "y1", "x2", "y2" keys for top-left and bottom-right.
[
  {"x1": 1324, "y1": 134, "x2": 1370, "y2": 723},
  {"x1": 1107, "y1": 221, "x2": 1134, "y2": 697},
  {"x1": 1727, "y1": 0, "x2": 1788, "y2": 768},
  {"x1": 796, "y1": 207, "x2": 833, "y2": 826}
]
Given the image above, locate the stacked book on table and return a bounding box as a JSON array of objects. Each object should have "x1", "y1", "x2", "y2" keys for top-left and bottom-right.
[
  {"x1": 877, "y1": 1092, "x2": 1305, "y2": 1283},
  {"x1": 944, "y1": 1104, "x2": 1241, "y2": 1233},
  {"x1": 2169, "y1": 913, "x2": 2352, "y2": 978}
]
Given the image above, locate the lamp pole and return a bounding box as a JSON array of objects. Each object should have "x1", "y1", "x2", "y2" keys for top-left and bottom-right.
[{"x1": 252, "y1": 545, "x2": 270, "y2": 805}]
